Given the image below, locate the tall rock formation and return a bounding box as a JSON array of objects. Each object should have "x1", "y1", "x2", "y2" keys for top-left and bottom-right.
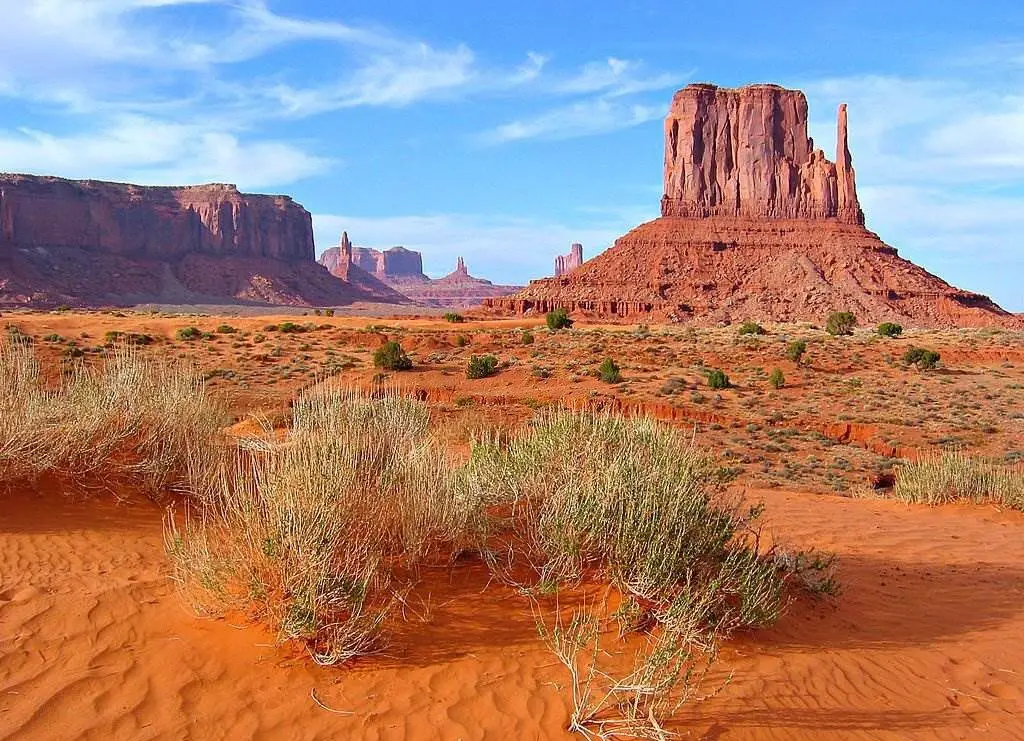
[
  {"x1": 661, "y1": 84, "x2": 863, "y2": 224},
  {"x1": 555, "y1": 243, "x2": 584, "y2": 276},
  {"x1": 486, "y1": 83, "x2": 1015, "y2": 328},
  {"x1": 0, "y1": 174, "x2": 408, "y2": 307}
]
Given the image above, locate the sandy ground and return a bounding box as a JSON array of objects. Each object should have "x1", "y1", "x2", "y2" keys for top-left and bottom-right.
[
  {"x1": 2, "y1": 310, "x2": 1023, "y2": 739},
  {"x1": 2, "y1": 482, "x2": 1022, "y2": 740}
]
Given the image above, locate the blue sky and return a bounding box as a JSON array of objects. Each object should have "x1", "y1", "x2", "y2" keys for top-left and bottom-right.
[{"x1": 0, "y1": 1, "x2": 1022, "y2": 311}]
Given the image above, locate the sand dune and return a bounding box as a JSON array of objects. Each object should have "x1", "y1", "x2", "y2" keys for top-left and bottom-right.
[{"x1": 2, "y1": 480, "x2": 1022, "y2": 740}]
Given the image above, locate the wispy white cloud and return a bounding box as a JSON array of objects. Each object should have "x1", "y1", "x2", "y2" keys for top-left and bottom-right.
[
  {"x1": 482, "y1": 99, "x2": 664, "y2": 144},
  {"x1": 0, "y1": 115, "x2": 330, "y2": 189}
]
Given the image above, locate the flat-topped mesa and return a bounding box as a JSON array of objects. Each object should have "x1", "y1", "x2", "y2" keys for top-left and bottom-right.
[
  {"x1": 555, "y1": 243, "x2": 584, "y2": 276},
  {"x1": 661, "y1": 83, "x2": 864, "y2": 225},
  {"x1": 0, "y1": 173, "x2": 315, "y2": 261},
  {"x1": 349, "y1": 245, "x2": 428, "y2": 281}
]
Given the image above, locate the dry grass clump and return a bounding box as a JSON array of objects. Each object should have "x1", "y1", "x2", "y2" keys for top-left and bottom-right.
[
  {"x1": 0, "y1": 340, "x2": 223, "y2": 492},
  {"x1": 470, "y1": 408, "x2": 834, "y2": 737},
  {"x1": 166, "y1": 386, "x2": 485, "y2": 664},
  {"x1": 894, "y1": 450, "x2": 1024, "y2": 510}
]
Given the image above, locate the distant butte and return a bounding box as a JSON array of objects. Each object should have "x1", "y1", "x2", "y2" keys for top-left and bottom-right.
[
  {"x1": 486, "y1": 83, "x2": 1017, "y2": 328},
  {"x1": 319, "y1": 241, "x2": 520, "y2": 308}
]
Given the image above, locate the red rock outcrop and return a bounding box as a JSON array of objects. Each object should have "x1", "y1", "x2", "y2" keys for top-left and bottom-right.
[
  {"x1": 320, "y1": 238, "x2": 521, "y2": 309},
  {"x1": 486, "y1": 83, "x2": 1016, "y2": 328},
  {"x1": 554, "y1": 243, "x2": 584, "y2": 276},
  {"x1": 0, "y1": 174, "x2": 408, "y2": 307}
]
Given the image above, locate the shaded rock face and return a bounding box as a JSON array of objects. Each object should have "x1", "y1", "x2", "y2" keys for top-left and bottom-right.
[
  {"x1": 0, "y1": 175, "x2": 408, "y2": 307},
  {"x1": 350, "y1": 246, "x2": 428, "y2": 282},
  {"x1": 486, "y1": 83, "x2": 1016, "y2": 328},
  {"x1": 661, "y1": 84, "x2": 864, "y2": 225},
  {"x1": 555, "y1": 243, "x2": 584, "y2": 276},
  {"x1": 0, "y1": 174, "x2": 314, "y2": 261}
]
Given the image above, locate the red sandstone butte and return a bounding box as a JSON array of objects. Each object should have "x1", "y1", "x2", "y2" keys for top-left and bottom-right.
[
  {"x1": 554, "y1": 243, "x2": 584, "y2": 277},
  {"x1": 319, "y1": 239, "x2": 521, "y2": 308},
  {"x1": 485, "y1": 83, "x2": 1017, "y2": 328},
  {"x1": 0, "y1": 175, "x2": 407, "y2": 307}
]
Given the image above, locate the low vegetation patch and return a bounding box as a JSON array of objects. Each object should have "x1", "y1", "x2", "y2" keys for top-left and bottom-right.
[
  {"x1": 894, "y1": 450, "x2": 1023, "y2": 510},
  {"x1": 373, "y1": 340, "x2": 413, "y2": 371},
  {"x1": 738, "y1": 321, "x2": 765, "y2": 336},
  {"x1": 597, "y1": 357, "x2": 622, "y2": 383},
  {"x1": 826, "y1": 312, "x2": 857, "y2": 336},
  {"x1": 707, "y1": 368, "x2": 730, "y2": 389},
  {"x1": 903, "y1": 346, "x2": 940, "y2": 370},
  {"x1": 443, "y1": 312, "x2": 465, "y2": 323},
  {"x1": 546, "y1": 308, "x2": 574, "y2": 331},
  {"x1": 466, "y1": 354, "x2": 499, "y2": 379},
  {"x1": 785, "y1": 339, "x2": 807, "y2": 364},
  {"x1": 877, "y1": 322, "x2": 903, "y2": 338},
  {"x1": 769, "y1": 368, "x2": 785, "y2": 389}
]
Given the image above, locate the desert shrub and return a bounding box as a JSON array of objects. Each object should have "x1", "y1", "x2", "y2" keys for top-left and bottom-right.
[
  {"x1": 0, "y1": 341, "x2": 223, "y2": 493},
  {"x1": 877, "y1": 322, "x2": 903, "y2": 338},
  {"x1": 546, "y1": 308, "x2": 573, "y2": 331},
  {"x1": 373, "y1": 341, "x2": 412, "y2": 371},
  {"x1": 263, "y1": 323, "x2": 279, "y2": 332},
  {"x1": 598, "y1": 357, "x2": 622, "y2": 383},
  {"x1": 324, "y1": 308, "x2": 335, "y2": 317},
  {"x1": 455, "y1": 334, "x2": 469, "y2": 348},
  {"x1": 520, "y1": 330, "x2": 535, "y2": 345},
  {"x1": 738, "y1": 321, "x2": 765, "y2": 336},
  {"x1": 278, "y1": 321, "x2": 307, "y2": 334},
  {"x1": 104, "y1": 330, "x2": 154, "y2": 346},
  {"x1": 706, "y1": 369, "x2": 730, "y2": 389},
  {"x1": 443, "y1": 312, "x2": 465, "y2": 324},
  {"x1": 769, "y1": 368, "x2": 785, "y2": 389},
  {"x1": 785, "y1": 339, "x2": 807, "y2": 364},
  {"x1": 466, "y1": 354, "x2": 499, "y2": 379},
  {"x1": 176, "y1": 326, "x2": 202, "y2": 341},
  {"x1": 166, "y1": 387, "x2": 485, "y2": 664},
  {"x1": 894, "y1": 450, "x2": 1023, "y2": 510},
  {"x1": 43, "y1": 333, "x2": 62, "y2": 343},
  {"x1": 903, "y1": 346, "x2": 940, "y2": 370},
  {"x1": 216, "y1": 324, "x2": 237, "y2": 335},
  {"x1": 826, "y1": 312, "x2": 857, "y2": 336}
]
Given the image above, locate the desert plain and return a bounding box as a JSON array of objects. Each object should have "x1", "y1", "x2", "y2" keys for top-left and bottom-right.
[{"x1": 1, "y1": 307, "x2": 1022, "y2": 741}]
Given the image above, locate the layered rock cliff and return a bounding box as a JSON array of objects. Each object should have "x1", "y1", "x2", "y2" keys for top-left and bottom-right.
[
  {"x1": 486, "y1": 83, "x2": 1015, "y2": 328},
  {"x1": 555, "y1": 243, "x2": 584, "y2": 277},
  {"x1": 661, "y1": 84, "x2": 864, "y2": 224},
  {"x1": 0, "y1": 174, "x2": 407, "y2": 307}
]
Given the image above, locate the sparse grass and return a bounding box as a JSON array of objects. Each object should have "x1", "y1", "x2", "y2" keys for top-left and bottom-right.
[
  {"x1": 166, "y1": 387, "x2": 484, "y2": 664},
  {"x1": 894, "y1": 450, "x2": 1024, "y2": 510},
  {"x1": 0, "y1": 340, "x2": 223, "y2": 493}
]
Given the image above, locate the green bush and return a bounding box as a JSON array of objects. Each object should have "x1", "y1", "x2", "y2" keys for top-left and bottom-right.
[
  {"x1": 216, "y1": 324, "x2": 237, "y2": 335},
  {"x1": 455, "y1": 334, "x2": 469, "y2": 348},
  {"x1": 324, "y1": 308, "x2": 335, "y2": 317},
  {"x1": 707, "y1": 369, "x2": 730, "y2": 389},
  {"x1": 278, "y1": 322, "x2": 307, "y2": 334},
  {"x1": 903, "y1": 346, "x2": 940, "y2": 370},
  {"x1": 738, "y1": 321, "x2": 765, "y2": 336},
  {"x1": 826, "y1": 312, "x2": 857, "y2": 336},
  {"x1": 105, "y1": 331, "x2": 154, "y2": 346},
  {"x1": 466, "y1": 354, "x2": 499, "y2": 379},
  {"x1": 877, "y1": 322, "x2": 903, "y2": 338},
  {"x1": 769, "y1": 368, "x2": 785, "y2": 389},
  {"x1": 520, "y1": 330, "x2": 535, "y2": 345},
  {"x1": 373, "y1": 341, "x2": 413, "y2": 371},
  {"x1": 785, "y1": 340, "x2": 807, "y2": 364},
  {"x1": 546, "y1": 308, "x2": 573, "y2": 331},
  {"x1": 598, "y1": 358, "x2": 622, "y2": 383},
  {"x1": 176, "y1": 326, "x2": 202, "y2": 341},
  {"x1": 443, "y1": 312, "x2": 465, "y2": 324}
]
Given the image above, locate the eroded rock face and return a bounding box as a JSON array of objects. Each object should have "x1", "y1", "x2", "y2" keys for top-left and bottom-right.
[
  {"x1": 0, "y1": 174, "x2": 314, "y2": 261},
  {"x1": 0, "y1": 174, "x2": 408, "y2": 307},
  {"x1": 555, "y1": 243, "x2": 584, "y2": 276},
  {"x1": 661, "y1": 84, "x2": 863, "y2": 225},
  {"x1": 349, "y1": 246, "x2": 428, "y2": 281},
  {"x1": 486, "y1": 83, "x2": 1016, "y2": 328}
]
